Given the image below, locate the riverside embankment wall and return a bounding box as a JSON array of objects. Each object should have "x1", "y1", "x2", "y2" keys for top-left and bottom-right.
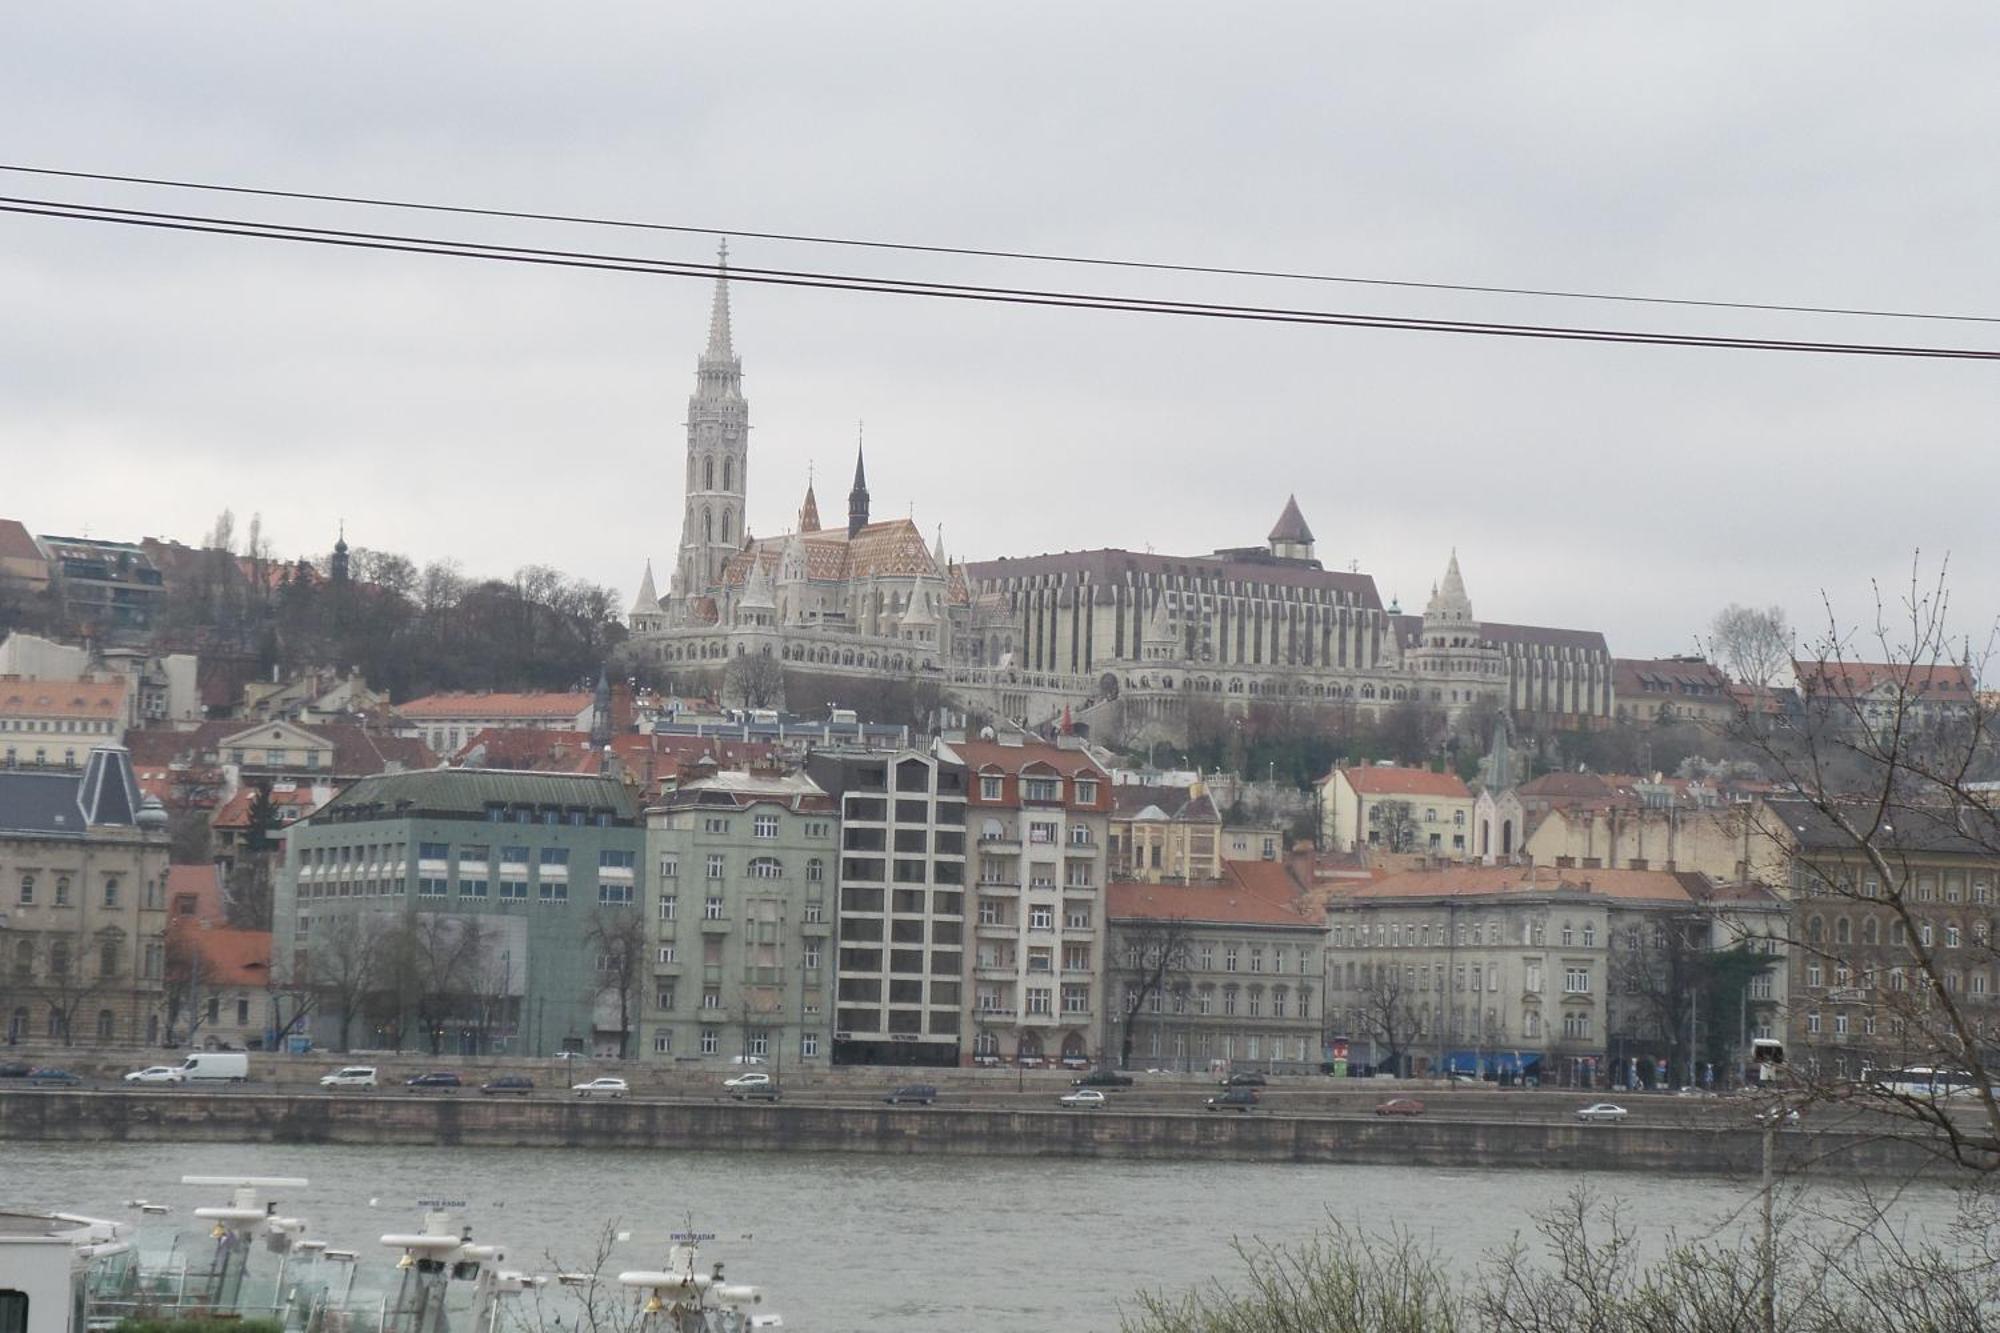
[{"x1": 0, "y1": 1090, "x2": 1934, "y2": 1178}]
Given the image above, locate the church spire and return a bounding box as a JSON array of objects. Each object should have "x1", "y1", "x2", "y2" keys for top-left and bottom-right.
[
  {"x1": 706, "y1": 238, "x2": 733, "y2": 360},
  {"x1": 847, "y1": 427, "x2": 870, "y2": 538},
  {"x1": 799, "y1": 481, "x2": 821, "y2": 533}
]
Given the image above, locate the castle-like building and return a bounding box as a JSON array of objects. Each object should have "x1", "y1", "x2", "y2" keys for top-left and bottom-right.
[
  {"x1": 626, "y1": 251, "x2": 963, "y2": 683},
  {"x1": 627, "y1": 251, "x2": 1613, "y2": 736}
]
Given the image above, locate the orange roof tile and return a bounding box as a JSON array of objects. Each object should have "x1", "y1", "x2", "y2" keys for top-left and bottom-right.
[
  {"x1": 1108, "y1": 879, "x2": 1317, "y2": 928},
  {"x1": 166, "y1": 864, "x2": 225, "y2": 922},
  {"x1": 0, "y1": 519, "x2": 42, "y2": 564},
  {"x1": 1344, "y1": 864, "x2": 1708, "y2": 903},
  {"x1": 167, "y1": 921, "x2": 271, "y2": 988},
  {"x1": 950, "y1": 738, "x2": 1109, "y2": 781},
  {"x1": 1337, "y1": 766, "x2": 1470, "y2": 799},
  {"x1": 1794, "y1": 660, "x2": 1976, "y2": 702},
  {"x1": 0, "y1": 677, "x2": 127, "y2": 719},
  {"x1": 395, "y1": 691, "x2": 593, "y2": 720}
]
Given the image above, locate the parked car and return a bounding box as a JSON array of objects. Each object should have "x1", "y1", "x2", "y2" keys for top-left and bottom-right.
[
  {"x1": 123, "y1": 1066, "x2": 186, "y2": 1085},
  {"x1": 1072, "y1": 1070, "x2": 1135, "y2": 1089},
  {"x1": 1057, "y1": 1088, "x2": 1107, "y2": 1109},
  {"x1": 1206, "y1": 1088, "x2": 1260, "y2": 1112},
  {"x1": 0, "y1": 1062, "x2": 32, "y2": 1079},
  {"x1": 723, "y1": 1072, "x2": 772, "y2": 1090},
  {"x1": 480, "y1": 1076, "x2": 535, "y2": 1096},
  {"x1": 319, "y1": 1066, "x2": 378, "y2": 1090},
  {"x1": 573, "y1": 1077, "x2": 629, "y2": 1098},
  {"x1": 1753, "y1": 1105, "x2": 1801, "y2": 1125},
  {"x1": 731, "y1": 1082, "x2": 781, "y2": 1103},
  {"x1": 1575, "y1": 1102, "x2": 1629, "y2": 1123},
  {"x1": 406, "y1": 1072, "x2": 462, "y2": 1092},
  {"x1": 1375, "y1": 1098, "x2": 1426, "y2": 1117},
  {"x1": 883, "y1": 1084, "x2": 938, "y2": 1106},
  {"x1": 1219, "y1": 1072, "x2": 1268, "y2": 1088},
  {"x1": 27, "y1": 1067, "x2": 82, "y2": 1087}
]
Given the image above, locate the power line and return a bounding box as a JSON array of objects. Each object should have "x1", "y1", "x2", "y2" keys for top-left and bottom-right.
[
  {"x1": 3, "y1": 160, "x2": 1996, "y2": 328},
  {"x1": 6, "y1": 193, "x2": 2000, "y2": 361}
]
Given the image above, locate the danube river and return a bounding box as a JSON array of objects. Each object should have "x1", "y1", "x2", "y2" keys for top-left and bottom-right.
[{"x1": 6, "y1": 1141, "x2": 1966, "y2": 1332}]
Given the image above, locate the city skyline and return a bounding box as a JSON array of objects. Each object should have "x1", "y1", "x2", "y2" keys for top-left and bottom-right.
[{"x1": 5, "y1": 6, "x2": 1999, "y2": 661}]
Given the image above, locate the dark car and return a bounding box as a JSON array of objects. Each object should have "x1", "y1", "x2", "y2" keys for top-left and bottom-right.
[
  {"x1": 1220, "y1": 1072, "x2": 1268, "y2": 1088},
  {"x1": 731, "y1": 1083, "x2": 782, "y2": 1103},
  {"x1": 26, "y1": 1067, "x2": 82, "y2": 1087},
  {"x1": 406, "y1": 1072, "x2": 462, "y2": 1092},
  {"x1": 479, "y1": 1075, "x2": 534, "y2": 1096},
  {"x1": 883, "y1": 1084, "x2": 938, "y2": 1106},
  {"x1": 0, "y1": 1061, "x2": 31, "y2": 1079},
  {"x1": 1375, "y1": 1098, "x2": 1426, "y2": 1117},
  {"x1": 1206, "y1": 1087, "x2": 1260, "y2": 1112},
  {"x1": 1072, "y1": 1070, "x2": 1135, "y2": 1089}
]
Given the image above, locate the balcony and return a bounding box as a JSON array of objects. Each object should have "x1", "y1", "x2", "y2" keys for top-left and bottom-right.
[
  {"x1": 1061, "y1": 924, "x2": 1095, "y2": 939},
  {"x1": 652, "y1": 958, "x2": 681, "y2": 975},
  {"x1": 975, "y1": 921, "x2": 1017, "y2": 939},
  {"x1": 699, "y1": 917, "x2": 732, "y2": 934},
  {"x1": 974, "y1": 964, "x2": 1015, "y2": 981},
  {"x1": 800, "y1": 917, "x2": 833, "y2": 935},
  {"x1": 976, "y1": 835, "x2": 1021, "y2": 853},
  {"x1": 977, "y1": 879, "x2": 1020, "y2": 895},
  {"x1": 974, "y1": 1006, "x2": 1018, "y2": 1021}
]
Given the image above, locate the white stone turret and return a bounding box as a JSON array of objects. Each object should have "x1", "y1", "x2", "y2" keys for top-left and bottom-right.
[{"x1": 628, "y1": 561, "x2": 662, "y2": 631}]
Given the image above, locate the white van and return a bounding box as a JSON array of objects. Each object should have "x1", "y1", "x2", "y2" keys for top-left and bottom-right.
[{"x1": 178, "y1": 1052, "x2": 249, "y2": 1083}]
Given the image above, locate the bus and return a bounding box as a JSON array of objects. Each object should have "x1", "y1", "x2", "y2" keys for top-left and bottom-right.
[
  {"x1": 1862, "y1": 1065, "x2": 1976, "y2": 1099},
  {"x1": 1750, "y1": 1037, "x2": 1784, "y2": 1084}
]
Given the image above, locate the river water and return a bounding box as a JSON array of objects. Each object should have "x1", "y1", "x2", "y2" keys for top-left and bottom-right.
[{"x1": 2, "y1": 1142, "x2": 1968, "y2": 1332}]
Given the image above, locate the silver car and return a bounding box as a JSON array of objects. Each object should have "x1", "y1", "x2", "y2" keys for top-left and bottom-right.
[{"x1": 1575, "y1": 1102, "x2": 1628, "y2": 1123}]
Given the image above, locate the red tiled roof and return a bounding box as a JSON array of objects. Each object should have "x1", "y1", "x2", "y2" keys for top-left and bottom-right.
[
  {"x1": 1337, "y1": 766, "x2": 1470, "y2": 799},
  {"x1": 166, "y1": 864, "x2": 225, "y2": 922},
  {"x1": 168, "y1": 921, "x2": 271, "y2": 988},
  {"x1": 1220, "y1": 858, "x2": 1305, "y2": 907},
  {"x1": 395, "y1": 690, "x2": 593, "y2": 720},
  {"x1": 124, "y1": 721, "x2": 434, "y2": 779},
  {"x1": 1794, "y1": 660, "x2": 1976, "y2": 702},
  {"x1": 210, "y1": 782, "x2": 330, "y2": 830},
  {"x1": 720, "y1": 517, "x2": 943, "y2": 589},
  {"x1": 1348, "y1": 865, "x2": 1708, "y2": 903},
  {"x1": 0, "y1": 677, "x2": 126, "y2": 719},
  {"x1": 951, "y1": 738, "x2": 1108, "y2": 781},
  {"x1": 1108, "y1": 879, "x2": 1318, "y2": 928},
  {"x1": 0, "y1": 519, "x2": 42, "y2": 564}
]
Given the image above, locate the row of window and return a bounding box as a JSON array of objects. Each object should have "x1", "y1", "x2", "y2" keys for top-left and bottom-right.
[
  {"x1": 1128, "y1": 983, "x2": 1314, "y2": 1019},
  {"x1": 1798, "y1": 865, "x2": 1995, "y2": 904},
  {"x1": 9, "y1": 936, "x2": 155, "y2": 979},
  {"x1": 0, "y1": 718, "x2": 118, "y2": 734},
  {"x1": 649, "y1": 1028, "x2": 822, "y2": 1059},
  {"x1": 16, "y1": 872, "x2": 131, "y2": 909},
  {"x1": 975, "y1": 773, "x2": 1101, "y2": 806},
  {"x1": 661, "y1": 854, "x2": 825, "y2": 881},
  {"x1": 1126, "y1": 941, "x2": 1317, "y2": 974}
]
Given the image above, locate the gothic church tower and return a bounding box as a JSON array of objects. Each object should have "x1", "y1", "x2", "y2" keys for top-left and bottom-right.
[{"x1": 674, "y1": 242, "x2": 749, "y2": 597}]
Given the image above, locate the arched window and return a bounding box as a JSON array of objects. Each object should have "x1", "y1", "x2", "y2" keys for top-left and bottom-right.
[
  {"x1": 704, "y1": 455, "x2": 715, "y2": 489},
  {"x1": 12, "y1": 939, "x2": 31, "y2": 977},
  {"x1": 99, "y1": 940, "x2": 119, "y2": 977},
  {"x1": 48, "y1": 941, "x2": 69, "y2": 977},
  {"x1": 702, "y1": 507, "x2": 713, "y2": 542},
  {"x1": 723, "y1": 457, "x2": 734, "y2": 490},
  {"x1": 1806, "y1": 916, "x2": 1824, "y2": 944},
  {"x1": 806, "y1": 858, "x2": 824, "y2": 882},
  {"x1": 748, "y1": 857, "x2": 783, "y2": 880},
  {"x1": 95, "y1": 1009, "x2": 116, "y2": 1041},
  {"x1": 1862, "y1": 917, "x2": 1879, "y2": 945},
  {"x1": 721, "y1": 509, "x2": 733, "y2": 544}
]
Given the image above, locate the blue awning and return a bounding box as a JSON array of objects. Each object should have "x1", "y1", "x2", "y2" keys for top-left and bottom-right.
[{"x1": 1442, "y1": 1050, "x2": 1542, "y2": 1074}]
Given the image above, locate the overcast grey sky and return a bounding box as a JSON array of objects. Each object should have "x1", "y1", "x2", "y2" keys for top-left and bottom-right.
[{"x1": 3, "y1": 5, "x2": 1996, "y2": 662}]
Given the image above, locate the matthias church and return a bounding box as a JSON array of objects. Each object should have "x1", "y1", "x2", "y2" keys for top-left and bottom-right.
[{"x1": 627, "y1": 253, "x2": 1613, "y2": 738}]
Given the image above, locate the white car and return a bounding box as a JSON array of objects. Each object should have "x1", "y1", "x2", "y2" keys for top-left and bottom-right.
[
  {"x1": 723, "y1": 1072, "x2": 772, "y2": 1090},
  {"x1": 123, "y1": 1066, "x2": 185, "y2": 1085},
  {"x1": 319, "y1": 1066, "x2": 378, "y2": 1090},
  {"x1": 1575, "y1": 1102, "x2": 1629, "y2": 1123},
  {"x1": 1057, "y1": 1088, "x2": 1107, "y2": 1109},
  {"x1": 573, "y1": 1077, "x2": 629, "y2": 1099}
]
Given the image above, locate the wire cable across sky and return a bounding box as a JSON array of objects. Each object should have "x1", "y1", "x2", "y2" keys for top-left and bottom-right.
[
  {"x1": 6, "y1": 192, "x2": 2000, "y2": 362},
  {"x1": 4, "y1": 160, "x2": 1999, "y2": 328}
]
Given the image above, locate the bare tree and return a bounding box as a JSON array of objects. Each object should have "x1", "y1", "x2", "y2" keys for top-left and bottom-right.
[
  {"x1": 1728, "y1": 559, "x2": 2000, "y2": 1170},
  {"x1": 724, "y1": 652, "x2": 786, "y2": 709},
  {"x1": 1355, "y1": 961, "x2": 1420, "y2": 1076},
  {"x1": 308, "y1": 914, "x2": 387, "y2": 1052},
  {"x1": 1710, "y1": 603, "x2": 1794, "y2": 690},
  {"x1": 163, "y1": 930, "x2": 209, "y2": 1048},
  {"x1": 586, "y1": 908, "x2": 648, "y2": 1059},
  {"x1": 1116, "y1": 915, "x2": 1193, "y2": 1070},
  {"x1": 1367, "y1": 798, "x2": 1420, "y2": 854},
  {"x1": 1607, "y1": 913, "x2": 1776, "y2": 1088}
]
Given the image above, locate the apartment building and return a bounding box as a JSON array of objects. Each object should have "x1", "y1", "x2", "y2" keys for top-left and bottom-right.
[
  {"x1": 957, "y1": 737, "x2": 1111, "y2": 1066},
  {"x1": 806, "y1": 745, "x2": 968, "y2": 1067},
  {"x1": 1105, "y1": 860, "x2": 1323, "y2": 1072},
  {"x1": 1322, "y1": 865, "x2": 1785, "y2": 1086},
  {"x1": 643, "y1": 770, "x2": 836, "y2": 1068},
  {"x1": 0, "y1": 746, "x2": 171, "y2": 1045},
  {"x1": 1320, "y1": 765, "x2": 1474, "y2": 855}
]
